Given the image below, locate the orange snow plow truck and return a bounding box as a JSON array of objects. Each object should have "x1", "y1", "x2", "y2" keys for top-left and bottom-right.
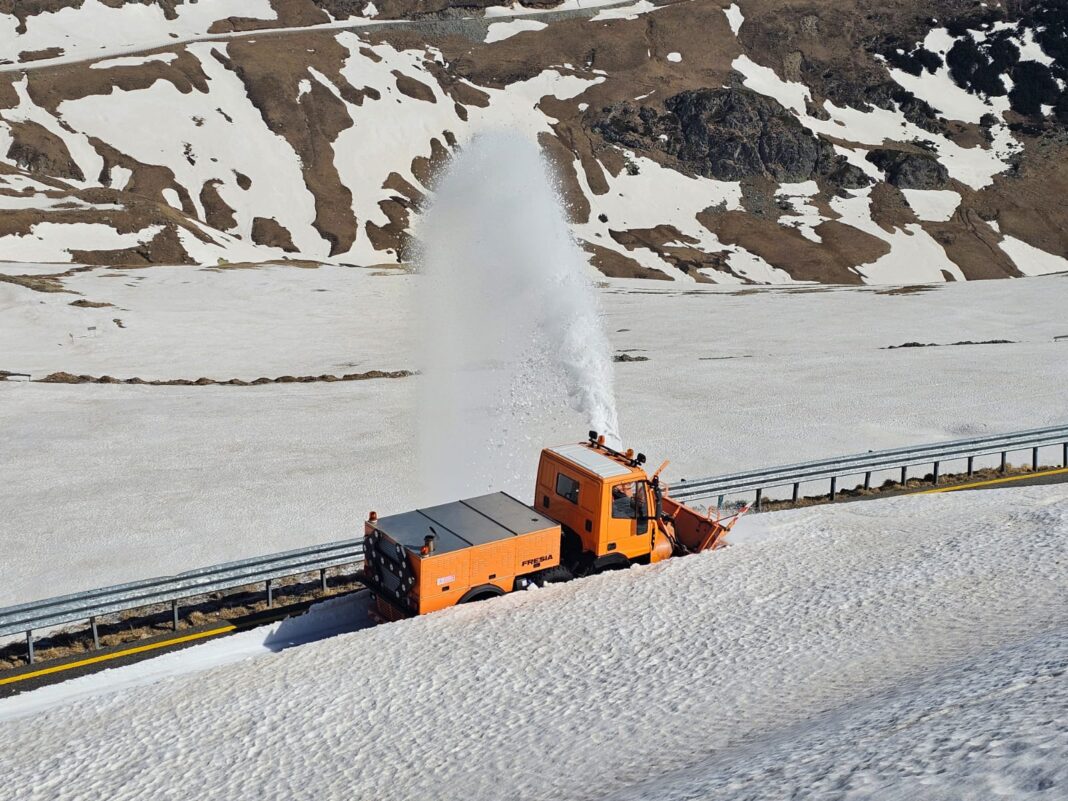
[{"x1": 362, "y1": 432, "x2": 747, "y2": 620}]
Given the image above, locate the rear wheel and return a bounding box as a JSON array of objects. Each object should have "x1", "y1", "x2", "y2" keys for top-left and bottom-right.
[{"x1": 458, "y1": 585, "x2": 505, "y2": 604}]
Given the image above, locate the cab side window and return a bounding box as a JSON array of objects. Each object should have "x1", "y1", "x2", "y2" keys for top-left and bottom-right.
[
  {"x1": 555, "y1": 472, "x2": 580, "y2": 504},
  {"x1": 612, "y1": 482, "x2": 650, "y2": 533}
]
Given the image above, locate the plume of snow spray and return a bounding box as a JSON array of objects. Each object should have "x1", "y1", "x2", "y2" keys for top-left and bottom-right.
[{"x1": 415, "y1": 131, "x2": 619, "y2": 503}]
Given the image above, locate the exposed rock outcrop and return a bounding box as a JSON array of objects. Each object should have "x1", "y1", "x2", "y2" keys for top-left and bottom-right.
[
  {"x1": 866, "y1": 148, "x2": 950, "y2": 190},
  {"x1": 595, "y1": 89, "x2": 870, "y2": 188}
]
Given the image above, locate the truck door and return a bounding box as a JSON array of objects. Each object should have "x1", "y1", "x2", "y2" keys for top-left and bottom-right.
[{"x1": 608, "y1": 480, "x2": 651, "y2": 557}]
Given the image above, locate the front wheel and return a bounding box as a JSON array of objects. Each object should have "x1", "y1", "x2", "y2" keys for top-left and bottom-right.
[{"x1": 531, "y1": 565, "x2": 574, "y2": 586}]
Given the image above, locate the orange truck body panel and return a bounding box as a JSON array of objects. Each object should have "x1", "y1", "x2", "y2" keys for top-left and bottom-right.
[{"x1": 364, "y1": 493, "x2": 560, "y2": 619}]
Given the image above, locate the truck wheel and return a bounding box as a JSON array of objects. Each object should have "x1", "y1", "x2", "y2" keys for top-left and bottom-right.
[
  {"x1": 458, "y1": 585, "x2": 505, "y2": 604},
  {"x1": 533, "y1": 565, "x2": 574, "y2": 586},
  {"x1": 588, "y1": 554, "x2": 630, "y2": 575}
]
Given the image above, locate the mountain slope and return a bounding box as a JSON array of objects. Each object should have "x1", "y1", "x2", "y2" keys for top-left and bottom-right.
[{"x1": 1, "y1": 0, "x2": 1066, "y2": 283}]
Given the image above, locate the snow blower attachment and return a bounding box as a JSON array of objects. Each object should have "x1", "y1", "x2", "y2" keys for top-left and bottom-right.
[{"x1": 362, "y1": 432, "x2": 747, "y2": 620}]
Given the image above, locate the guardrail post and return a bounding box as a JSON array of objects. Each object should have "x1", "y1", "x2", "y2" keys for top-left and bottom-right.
[
  {"x1": 26, "y1": 630, "x2": 34, "y2": 664},
  {"x1": 91, "y1": 616, "x2": 99, "y2": 650},
  {"x1": 1032, "y1": 447, "x2": 1039, "y2": 471},
  {"x1": 1064, "y1": 442, "x2": 1067, "y2": 467},
  {"x1": 320, "y1": 568, "x2": 328, "y2": 594},
  {"x1": 967, "y1": 456, "x2": 974, "y2": 477},
  {"x1": 716, "y1": 495, "x2": 724, "y2": 512},
  {"x1": 171, "y1": 599, "x2": 179, "y2": 631},
  {"x1": 933, "y1": 461, "x2": 940, "y2": 485},
  {"x1": 830, "y1": 476, "x2": 837, "y2": 501},
  {"x1": 900, "y1": 466, "x2": 907, "y2": 486},
  {"x1": 863, "y1": 471, "x2": 871, "y2": 490},
  {"x1": 755, "y1": 488, "x2": 763, "y2": 511},
  {"x1": 791, "y1": 482, "x2": 799, "y2": 503},
  {"x1": 266, "y1": 579, "x2": 274, "y2": 608},
  {"x1": 1000, "y1": 452, "x2": 1007, "y2": 473}
]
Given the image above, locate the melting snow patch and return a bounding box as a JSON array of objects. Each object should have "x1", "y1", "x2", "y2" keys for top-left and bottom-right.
[
  {"x1": 571, "y1": 151, "x2": 747, "y2": 282},
  {"x1": 0, "y1": 222, "x2": 161, "y2": 262},
  {"x1": 732, "y1": 54, "x2": 1017, "y2": 189},
  {"x1": 89, "y1": 52, "x2": 178, "y2": 70},
  {"x1": 590, "y1": 0, "x2": 659, "y2": 22},
  {"x1": 724, "y1": 3, "x2": 744, "y2": 35},
  {"x1": 56, "y1": 42, "x2": 323, "y2": 256},
  {"x1": 998, "y1": 236, "x2": 1068, "y2": 276},
  {"x1": 485, "y1": 0, "x2": 624, "y2": 17},
  {"x1": 362, "y1": 1, "x2": 379, "y2": 17},
  {"x1": 666, "y1": 52, "x2": 682, "y2": 63},
  {"x1": 485, "y1": 19, "x2": 548, "y2": 43},
  {"x1": 1017, "y1": 26, "x2": 1054, "y2": 66},
  {"x1": 901, "y1": 188, "x2": 961, "y2": 222},
  {"x1": 888, "y1": 29, "x2": 1009, "y2": 124},
  {"x1": 5, "y1": 77, "x2": 102, "y2": 188},
  {"x1": 108, "y1": 165, "x2": 132, "y2": 191},
  {"x1": 733, "y1": 55, "x2": 810, "y2": 115},
  {"x1": 727, "y1": 248, "x2": 794, "y2": 283},
  {"x1": 832, "y1": 189, "x2": 964, "y2": 283},
  {"x1": 161, "y1": 188, "x2": 181, "y2": 209},
  {"x1": 0, "y1": 0, "x2": 276, "y2": 67},
  {"x1": 0, "y1": 194, "x2": 120, "y2": 212},
  {"x1": 775, "y1": 181, "x2": 824, "y2": 242}
]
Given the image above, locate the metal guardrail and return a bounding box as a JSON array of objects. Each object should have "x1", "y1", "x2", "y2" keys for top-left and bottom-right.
[
  {"x1": 671, "y1": 424, "x2": 1068, "y2": 506},
  {"x1": 4, "y1": 424, "x2": 1067, "y2": 667},
  {"x1": 1, "y1": 539, "x2": 364, "y2": 663}
]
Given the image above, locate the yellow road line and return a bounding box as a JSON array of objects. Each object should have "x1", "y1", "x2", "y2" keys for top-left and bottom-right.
[
  {"x1": 914, "y1": 466, "x2": 1068, "y2": 495},
  {"x1": 0, "y1": 624, "x2": 236, "y2": 686}
]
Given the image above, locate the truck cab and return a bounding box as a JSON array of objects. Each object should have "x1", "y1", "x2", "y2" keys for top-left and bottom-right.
[{"x1": 534, "y1": 434, "x2": 673, "y2": 573}]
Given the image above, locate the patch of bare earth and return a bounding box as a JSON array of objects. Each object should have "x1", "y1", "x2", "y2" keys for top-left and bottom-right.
[{"x1": 35, "y1": 369, "x2": 415, "y2": 385}]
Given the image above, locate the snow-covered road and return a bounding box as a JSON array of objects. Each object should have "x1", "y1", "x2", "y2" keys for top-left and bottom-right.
[{"x1": 1, "y1": 486, "x2": 1065, "y2": 800}]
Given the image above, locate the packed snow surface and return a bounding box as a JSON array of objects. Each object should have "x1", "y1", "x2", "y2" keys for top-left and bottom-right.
[
  {"x1": 2, "y1": 272, "x2": 1067, "y2": 604},
  {"x1": 1, "y1": 487, "x2": 1065, "y2": 800}
]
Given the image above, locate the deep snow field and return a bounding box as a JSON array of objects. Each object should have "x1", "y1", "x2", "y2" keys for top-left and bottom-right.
[
  {"x1": 1, "y1": 486, "x2": 1065, "y2": 800},
  {"x1": 2, "y1": 267, "x2": 1067, "y2": 604}
]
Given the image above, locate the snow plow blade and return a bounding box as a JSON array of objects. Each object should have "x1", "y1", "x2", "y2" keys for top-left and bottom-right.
[{"x1": 661, "y1": 495, "x2": 748, "y2": 553}]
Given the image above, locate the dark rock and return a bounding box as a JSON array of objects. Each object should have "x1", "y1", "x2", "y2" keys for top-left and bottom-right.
[
  {"x1": 866, "y1": 148, "x2": 949, "y2": 189},
  {"x1": 1009, "y1": 60, "x2": 1061, "y2": 116},
  {"x1": 6, "y1": 120, "x2": 85, "y2": 181},
  {"x1": 595, "y1": 88, "x2": 870, "y2": 188}
]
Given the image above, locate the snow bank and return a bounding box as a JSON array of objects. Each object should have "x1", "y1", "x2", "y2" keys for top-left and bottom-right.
[
  {"x1": 1, "y1": 486, "x2": 1065, "y2": 800},
  {"x1": 0, "y1": 593, "x2": 373, "y2": 722}
]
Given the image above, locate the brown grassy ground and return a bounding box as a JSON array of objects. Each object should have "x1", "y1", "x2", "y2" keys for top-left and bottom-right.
[{"x1": 753, "y1": 463, "x2": 1063, "y2": 513}]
